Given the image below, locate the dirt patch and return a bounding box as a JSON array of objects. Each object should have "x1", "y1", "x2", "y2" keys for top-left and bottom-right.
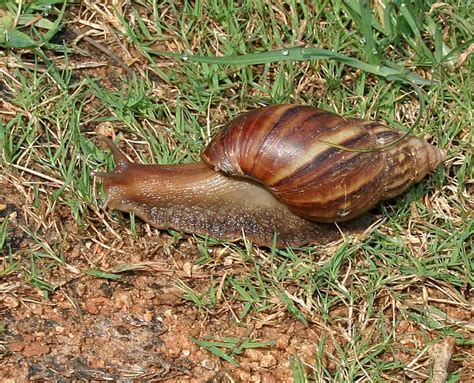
[
  {"x1": 1, "y1": 269, "x2": 333, "y2": 382},
  {"x1": 0, "y1": 176, "x2": 324, "y2": 381},
  {"x1": 0, "y1": 115, "x2": 472, "y2": 382}
]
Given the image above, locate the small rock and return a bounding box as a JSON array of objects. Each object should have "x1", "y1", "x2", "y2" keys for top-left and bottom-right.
[
  {"x1": 95, "y1": 121, "x2": 115, "y2": 137},
  {"x1": 9, "y1": 342, "x2": 26, "y2": 352},
  {"x1": 143, "y1": 310, "x2": 154, "y2": 322},
  {"x1": 28, "y1": 303, "x2": 43, "y2": 315},
  {"x1": 131, "y1": 304, "x2": 146, "y2": 316},
  {"x1": 245, "y1": 348, "x2": 262, "y2": 362},
  {"x1": 22, "y1": 342, "x2": 50, "y2": 357},
  {"x1": 3, "y1": 295, "x2": 19, "y2": 308},
  {"x1": 141, "y1": 290, "x2": 156, "y2": 300},
  {"x1": 299, "y1": 344, "x2": 314, "y2": 359},
  {"x1": 249, "y1": 362, "x2": 259, "y2": 371},
  {"x1": 114, "y1": 291, "x2": 133, "y2": 309},
  {"x1": 154, "y1": 292, "x2": 181, "y2": 306},
  {"x1": 245, "y1": 349, "x2": 277, "y2": 368},
  {"x1": 188, "y1": 325, "x2": 200, "y2": 337},
  {"x1": 89, "y1": 358, "x2": 106, "y2": 368},
  {"x1": 165, "y1": 346, "x2": 181, "y2": 358},
  {"x1": 250, "y1": 372, "x2": 261, "y2": 382},
  {"x1": 183, "y1": 261, "x2": 193, "y2": 276},
  {"x1": 276, "y1": 335, "x2": 290, "y2": 350},
  {"x1": 239, "y1": 371, "x2": 252, "y2": 381},
  {"x1": 261, "y1": 374, "x2": 278, "y2": 383},
  {"x1": 85, "y1": 300, "x2": 100, "y2": 315},
  {"x1": 85, "y1": 297, "x2": 110, "y2": 314},
  {"x1": 260, "y1": 353, "x2": 277, "y2": 368},
  {"x1": 74, "y1": 282, "x2": 86, "y2": 297},
  {"x1": 201, "y1": 359, "x2": 216, "y2": 370}
]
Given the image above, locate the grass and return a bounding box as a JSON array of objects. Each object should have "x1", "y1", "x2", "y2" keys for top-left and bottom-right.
[
  {"x1": 192, "y1": 336, "x2": 276, "y2": 367},
  {"x1": 0, "y1": 0, "x2": 472, "y2": 381}
]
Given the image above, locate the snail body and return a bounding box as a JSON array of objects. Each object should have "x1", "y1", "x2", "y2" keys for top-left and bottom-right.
[{"x1": 95, "y1": 105, "x2": 445, "y2": 247}]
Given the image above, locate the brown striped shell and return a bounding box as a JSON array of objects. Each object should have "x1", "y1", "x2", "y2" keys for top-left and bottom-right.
[{"x1": 201, "y1": 104, "x2": 445, "y2": 222}]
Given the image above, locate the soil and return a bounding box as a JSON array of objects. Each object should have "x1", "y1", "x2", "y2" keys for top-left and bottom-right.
[
  {"x1": 1, "y1": 159, "x2": 472, "y2": 382},
  {"x1": 2, "y1": 273, "x2": 315, "y2": 382},
  {"x1": 0, "y1": 177, "x2": 330, "y2": 382}
]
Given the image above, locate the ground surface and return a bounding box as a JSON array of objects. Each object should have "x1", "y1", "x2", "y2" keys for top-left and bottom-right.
[
  {"x1": 1, "y1": 1, "x2": 473, "y2": 382},
  {"x1": 0, "y1": 178, "x2": 367, "y2": 382}
]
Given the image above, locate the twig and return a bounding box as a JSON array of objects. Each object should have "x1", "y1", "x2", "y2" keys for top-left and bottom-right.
[
  {"x1": 7, "y1": 162, "x2": 65, "y2": 185},
  {"x1": 430, "y1": 336, "x2": 456, "y2": 383},
  {"x1": 69, "y1": 25, "x2": 134, "y2": 76}
]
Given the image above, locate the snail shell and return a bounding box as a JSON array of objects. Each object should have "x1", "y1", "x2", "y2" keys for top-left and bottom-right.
[{"x1": 202, "y1": 105, "x2": 445, "y2": 222}]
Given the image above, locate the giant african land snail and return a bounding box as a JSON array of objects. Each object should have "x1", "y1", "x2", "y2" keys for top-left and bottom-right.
[{"x1": 95, "y1": 104, "x2": 445, "y2": 247}]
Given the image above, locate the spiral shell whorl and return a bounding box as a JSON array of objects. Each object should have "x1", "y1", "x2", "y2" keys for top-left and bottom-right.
[
  {"x1": 380, "y1": 136, "x2": 446, "y2": 200},
  {"x1": 201, "y1": 105, "x2": 445, "y2": 222}
]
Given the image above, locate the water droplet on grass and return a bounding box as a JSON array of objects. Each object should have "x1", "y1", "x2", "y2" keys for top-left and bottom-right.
[{"x1": 43, "y1": 4, "x2": 52, "y2": 16}]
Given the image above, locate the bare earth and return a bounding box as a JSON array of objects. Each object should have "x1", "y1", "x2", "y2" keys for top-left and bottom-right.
[
  {"x1": 0, "y1": 178, "x2": 339, "y2": 382},
  {"x1": 1, "y1": 164, "x2": 472, "y2": 382}
]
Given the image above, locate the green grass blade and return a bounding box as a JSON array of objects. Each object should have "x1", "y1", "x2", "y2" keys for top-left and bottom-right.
[
  {"x1": 148, "y1": 46, "x2": 435, "y2": 85},
  {"x1": 86, "y1": 269, "x2": 122, "y2": 281},
  {"x1": 358, "y1": 0, "x2": 379, "y2": 64},
  {"x1": 291, "y1": 356, "x2": 308, "y2": 382}
]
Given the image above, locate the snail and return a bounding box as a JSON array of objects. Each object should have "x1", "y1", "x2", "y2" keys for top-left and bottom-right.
[{"x1": 94, "y1": 104, "x2": 445, "y2": 247}]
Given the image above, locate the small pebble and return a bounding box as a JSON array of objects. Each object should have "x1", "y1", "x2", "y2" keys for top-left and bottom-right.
[
  {"x1": 9, "y1": 342, "x2": 26, "y2": 352},
  {"x1": 22, "y1": 342, "x2": 50, "y2": 357},
  {"x1": 85, "y1": 300, "x2": 100, "y2": 315},
  {"x1": 3, "y1": 295, "x2": 19, "y2": 309},
  {"x1": 201, "y1": 359, "x2": 217, "y2": 370}
]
